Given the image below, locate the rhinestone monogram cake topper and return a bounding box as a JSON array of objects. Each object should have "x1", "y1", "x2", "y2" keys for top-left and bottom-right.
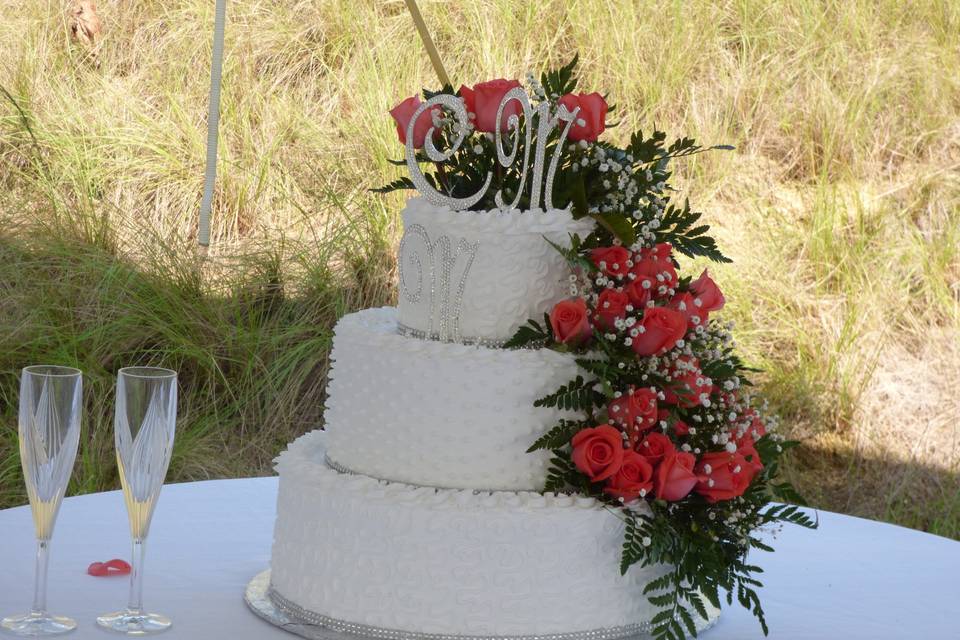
[
  {"x1": 404, "y1": 88, "x2": 581, "y2": 211},
  {"x1": 398, "y1": 223, "x2": 478, "y2": 342}
]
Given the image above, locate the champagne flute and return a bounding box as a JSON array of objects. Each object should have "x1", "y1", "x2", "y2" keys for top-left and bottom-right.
[
  {"x1": 96, "y1": 367, "x2": 177, "y2": 636},
  {"x1": 2, "y1": 366, "x2": 82, "y2": 637}
]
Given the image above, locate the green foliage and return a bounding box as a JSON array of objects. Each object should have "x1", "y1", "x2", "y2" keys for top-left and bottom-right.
[
  {"x1": 655, "y1": 200, "x2": 731, "y2": 263},
  {"x1": 544, "y1": 235, "x2": 596, "y2": 273},
  {"x1": 594, "y1": 211, "x2": 637, "y2": 245},
  {"x1": 533, "y1": 375, "x2": 605, "y2": 411},
  {"x1": 759, "y1": 503, "x2": 819, "y2": 529},
  {"x1": 503, "y1": 315, "x2": 551, "y2": 349},
  {"x1": 540, "y1": 53, "x2": 580, "y2": 98},
  {"x1": 370, "y1": 176, "x2": 416, "y2": 194},
  {"x1": 543, "y1": 450, "x2": 580, "y2": 494},
  {"x1": 527, "y1": 420, "x2": 584, "y2": 453},
  {"x1": 699, "y1": 349, "x2": 758, "y2": 383}
]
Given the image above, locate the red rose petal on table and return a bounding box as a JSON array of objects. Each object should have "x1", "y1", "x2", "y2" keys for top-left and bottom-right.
[
  {"x1": 87, "y1": 559, "x2": 131, "y2": 576},
  {"x1": 105, "y1": 559, "x2": 131, "y2": 574}
]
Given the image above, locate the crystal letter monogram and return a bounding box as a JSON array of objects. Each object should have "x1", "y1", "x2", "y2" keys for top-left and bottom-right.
[
  {"x1": 398, "y1": 223, "x2": 478, "y2": 342},
  {"x1": 403, "y1": 88, "x2": 581, "y2": 211}
]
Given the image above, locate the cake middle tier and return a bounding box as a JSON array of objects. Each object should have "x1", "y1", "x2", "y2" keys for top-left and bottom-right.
[{"x1": 324, "y1": 307, "x2": 580, "y2": 491}]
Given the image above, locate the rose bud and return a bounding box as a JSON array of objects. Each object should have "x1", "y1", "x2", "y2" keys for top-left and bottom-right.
[
  {"x1": 389, "y1": 96, "x2": 440, "y2": 149},
  {"x1": 590, "y1": 246, "x2": 631, "y2": 278},
  {"x1": 571, "y1": 425, "x2": 625, "y2": 483},
  {"x1": 654, "y1": 450, "x2": 698, "y2": 501},
  {"x1": 549, "y1": 298, "x2": 592, "y2": 346},
  {"x1": 733, "y1": 439, "x2": 764, "y2": 475},
  {"x1": 639, "y1": 243, "x2": 673, "y2": 262},
  {"x1": 604, "y1": 450, "x2": 654, "y2": 503},
  {"x1": 637, "y1": 431, "x2": 674, "y2": 466},
  {"x1": 656, "y1": 409, "x2": 691, "y2": 437},
  {"x1": 730, "y1": 410, "x2": 766, "y2": 451},
  {"x1": 624, "y1": 278, "x2": 652, "y2": 308},
  {"x1": 689, "y1": 269, "x2": 725, "y2": 313},
  {"x1": 668, "y1": 292, "x2": 706, "y2": 330},
  {"x1": 558, "y1": 92, "x2": 608, "y2": 142},
  {"x1": 594, "y1": 289, "x2": 630, "y2": 332},
  {"x1": 630, "y1": 306, "x2": 687, "y2": 356},
  {"x1": 608, "y1": 387, "x2": 658, "y2": 445},
  {"x1": 459, "y1": 79, "x2": 522, "y2": 133},
  {"x1": 630, "y1": 246, "x2": 677, "y2": 299},
  {"x1": 694, "y1": 451, "x2": 757, "y2": 503},
  {"x1": 667, "y1": 356, "x2": 711, "y2": 408}
]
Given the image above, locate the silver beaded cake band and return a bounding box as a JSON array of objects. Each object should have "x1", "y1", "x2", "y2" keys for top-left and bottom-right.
[
  {"x1": 323, "y1": 455, "x2": 539, "y2": 496},
  {"x1": 265, "y1": 584, "x2": 720, "y2": 640},
  {"x1": 396, "y1": 322, "x2": 508, "y2": 348}
]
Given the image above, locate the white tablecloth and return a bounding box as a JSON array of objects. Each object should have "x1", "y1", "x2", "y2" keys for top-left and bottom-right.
[{"x1": 0, "y1": 478, "x2": 957, "y2": 639}]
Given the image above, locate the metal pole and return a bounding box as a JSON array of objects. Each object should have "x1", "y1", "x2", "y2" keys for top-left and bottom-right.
[
  {"x1": 198, "y1": 0, "x2": 227, "y2": 248},
  {"x1": 402, "y1": 0, "x2": 451, "y2": 88}
]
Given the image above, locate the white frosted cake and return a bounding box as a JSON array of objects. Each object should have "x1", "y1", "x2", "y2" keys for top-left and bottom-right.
[{"x1": 266, "y1": 199, "x2": 717, "y2": 637}]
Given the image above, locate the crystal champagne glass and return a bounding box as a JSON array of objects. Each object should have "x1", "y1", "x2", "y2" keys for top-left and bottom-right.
[
  {"x1": 2, "y1": 366, "x2": 82, "y2": 637},
  {"x1": 96, "y1": 367, "x2": 177, "y2": 635}
]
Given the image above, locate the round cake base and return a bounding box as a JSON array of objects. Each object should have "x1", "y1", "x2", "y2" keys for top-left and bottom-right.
[{"x1": 244, "y1": 570, "x2": 721, "y2": 640}]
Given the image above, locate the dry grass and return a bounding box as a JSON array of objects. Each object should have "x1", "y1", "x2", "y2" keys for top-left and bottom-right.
[{"x1": 0, "y1": 0, "x2": 958, "y2": 535}]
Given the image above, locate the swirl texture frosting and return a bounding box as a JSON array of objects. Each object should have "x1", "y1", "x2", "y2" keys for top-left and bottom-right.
[{"x1": 397, "y1": 198, "x2": 595, "y2": 344}]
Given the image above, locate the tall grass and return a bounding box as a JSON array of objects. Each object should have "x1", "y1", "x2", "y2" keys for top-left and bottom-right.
[{"x1": 1, "y1": 0, "x2": 958, "y2": 535}]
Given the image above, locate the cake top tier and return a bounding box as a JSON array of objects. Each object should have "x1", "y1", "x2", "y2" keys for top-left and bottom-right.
[{"x1": 397, "y1": 198, "x2": 594, "y2": 345}]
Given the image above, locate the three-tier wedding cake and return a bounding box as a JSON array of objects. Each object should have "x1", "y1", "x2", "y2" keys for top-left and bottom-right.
[
  {"x1": 265, "y1": 198, "x2": 716, "y2": 637},
  {"x1": 254, "y1": 59, "x2": 815, "y2": 640}
]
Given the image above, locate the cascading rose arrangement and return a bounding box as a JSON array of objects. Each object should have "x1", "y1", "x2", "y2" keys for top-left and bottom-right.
[{"x1": 383, "y1": 57, "x2": 816, "y2": 640}]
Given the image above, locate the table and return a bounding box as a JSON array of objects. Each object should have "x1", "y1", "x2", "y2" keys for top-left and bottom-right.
[{"x1": 0, "y1": 478, "x2": 957, "y2": 639}]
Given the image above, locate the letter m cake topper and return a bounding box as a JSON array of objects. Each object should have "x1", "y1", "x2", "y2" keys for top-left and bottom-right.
[{"x1": 404, "y1": 89, "x2": 582, "y2": 212}]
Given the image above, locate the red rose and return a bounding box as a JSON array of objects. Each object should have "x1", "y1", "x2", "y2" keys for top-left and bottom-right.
[
  {"x1": 571, "y1": 425, "x2": 624, "y2": 482},
  {"x1": 673, "y1": 419, "x2": 691, "y2": 436},
  {"x1": 667, "y1": 356, "x2": 711, "y2": 408},
  {"x1": 630, "y1": 251, "x2": 677, "y2": 299},
  {"x1": 591, "y1": 246, "x2": 631, "y2": 278},
  {"x1": 604, "y1": 450, "x2": 654, "y2": 502},
  {"x1": 637, "y1": 431, "x2": 674, "y2": 466},
  {"x1": 654, "y1": 450, "x2": 698, "y2": 501},
  {"x1": 459, "y1": 79, "x2": 522, "y2": 133},
  {"x1": 668, "y1": 292, "x2": 707, "y2": 330},
  {"x1": 656, "y1": 409, "x2": 691, "y2": 436},
  {"x1": 690, "y1": 269, "x2": 725, "y2": 313},
  {"x1": 549, "y1": 298, "x2": 592, "y2": 346},
  {"x1": 608, "y1": 387, "x2": 658, "y2": 444},
  {"x1": 389, "y1": 96, "x2": 440, "y2": 149},
  {"x1": 639, "y1": 243, "x2": 673, "y2": 262},
  {"x1": 595, "y1": 289, "x2": 629, "y2": 332},
  {"x1": 694, "y1": 451, "x2": 757, "y2": 503},
  {"x1": 624, "y1": 278, "x2": 652, "y2": 308},
  {"x1": 558, "y1": 92, "x2": 608, "y2": 142},
  {"x1": 630, "y1": 306, "x2": 687, "y2": 356},
  {"x1": 730, "y1": 412, "x2": 766, "y2": 455}
]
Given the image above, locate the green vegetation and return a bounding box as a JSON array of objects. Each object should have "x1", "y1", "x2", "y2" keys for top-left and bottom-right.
[{"x1": 1, "y1": 1, "x2": 957, "y2": 537}]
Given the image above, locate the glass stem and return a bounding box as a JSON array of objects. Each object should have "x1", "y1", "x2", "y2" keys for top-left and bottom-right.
[
  {"x1": 31, "y1": 539, "x2": 50, "y2": 615},
  {"x1": 127, "y1": 538, "x2": 146, "y2": 614}
]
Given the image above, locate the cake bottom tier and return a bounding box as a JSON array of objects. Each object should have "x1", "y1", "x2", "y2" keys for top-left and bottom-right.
[{"x1": 269, "y1": 431, "x2": 719, "y2": 637}]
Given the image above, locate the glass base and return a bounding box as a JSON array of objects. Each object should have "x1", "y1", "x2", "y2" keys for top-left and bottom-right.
[
  {"x1": 1, "y1": 612, "x2": 77, "y2": 637},
  {"x1": 96, "y1": 612, "x2": 171, "y2": 636}
]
